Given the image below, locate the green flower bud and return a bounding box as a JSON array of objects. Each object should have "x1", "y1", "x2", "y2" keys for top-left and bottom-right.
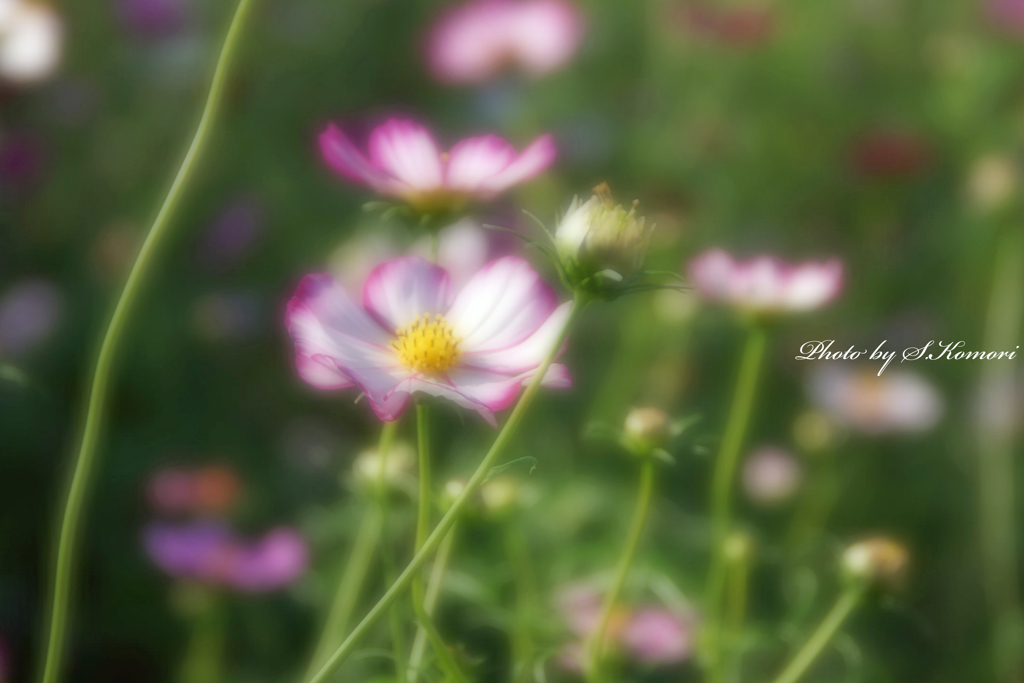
[
  {"x1": 841, "y1": 536, "x2": 909, "y2": 591},
  {"x1": 623, "y1": 407, "x2": 671, "y2": 455},
  {"x1": 555, "y1": 183, "x2": 653, "y2": 297}
]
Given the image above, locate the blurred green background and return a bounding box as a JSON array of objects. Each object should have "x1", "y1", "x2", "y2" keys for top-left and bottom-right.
[{"x1": 2, "y1": 0, "x2": 1023, "y2": 681}]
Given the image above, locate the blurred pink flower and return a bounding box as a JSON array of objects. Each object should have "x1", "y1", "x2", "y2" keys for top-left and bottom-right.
[
  {"x1": 742, "y1": 446, "x2": 802, "y2": 505},
  {"x1": 117, "y1": 0, "x2": 187, "y2": 37},
  {"x1": 147, "y1": 465, "x2": 242, "y2": 515},
  {"x1": 808, "y1": 366, "x2": 944, "y2": 435},
  {"x1": 426, "y1": 0, "x2": 584, "y2": 84},
  {"x1": 144, "y1": 521, "x2": 308, "y2": 592},
  {"x1": 688, "y1": 249, "x2": 843, "y2": 315},
  {"x1": 287, "y1": 256, "x2": 571, "y2": 426},
  {"x1": 555, "y1": 582, "x2": 604, "y2": 637},
  {"x1": 0, "y1": 278, "x2": 62, "y2": 357},
  {"x1": 987, "y1": 0, "x2": 1024, "y2": 34},
  {"x1": 319, "y1": 118, "x2": 555, "y2": 212},
  {"x1": 621, "y1": 608, "x2": 693, "y2": 665},
  {"x1": 675, "y1": 2, "x2": 775, "y2": 46}
]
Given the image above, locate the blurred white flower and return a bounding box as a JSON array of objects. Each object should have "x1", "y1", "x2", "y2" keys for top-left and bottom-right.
[
  {"x1": 807, "y1": 366, "x2": 944, "y2": 435},
  {"x1": 0, "y1": 0, "x2": 61, "y2": 85},
  {"x1": 742, "y1": 446, "x2": 803, "y2": 505},
  {"x1": 0, "y1": 278, "x2": 62, "y2": 357},
  {"x1": 966, "y1": 154, "x2": 1018, "y2": 213}
]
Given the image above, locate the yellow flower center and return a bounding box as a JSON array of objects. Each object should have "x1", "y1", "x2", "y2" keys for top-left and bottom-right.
[{"x1": 391, "y1": 313, "x2": 461, "y2": 374}]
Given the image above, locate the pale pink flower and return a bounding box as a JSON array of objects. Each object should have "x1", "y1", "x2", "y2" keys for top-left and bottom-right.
[
  {"x1": 319, "y1": 118, "x2": 555, "y2": 212},
  {"x1": 426, "y1": 0, "x2": 584, "y2": 84},
  {"x1": 0, "y1": 0, "x2": 62, "y2": 84},
  {"x1": 988, "y1": 0, "x2": 1024, "y2": 35},
  {"x1": 742, "y1": 446, "x2": 802, "y2": 505},
  {"x1": 621, "y1": 608, "x2": 694, "y2": 665},
  {"x1": 286, "y1": 255, "x2": 572, "y2": 426},
  {"x1": 688, "y1": 249, "x2": 843, "y2": 315},
  {"x1": 807, "y1": 366, "x2": 944, "y2": 435}
]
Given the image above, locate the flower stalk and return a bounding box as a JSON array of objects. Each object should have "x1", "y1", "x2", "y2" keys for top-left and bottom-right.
[
  {"x1": 407, "y1": 525, "x2": 458, "y2": 682},
  {"x1": 705, "y1": 324, "x2": 767, "y2": 680},
  {"x1": 304, "y1": 292, "x2": 589, "y2": 683},
  {"x1": 586, "y1": 457, "x2": 656, "y2": 681},
  {"x1": 37, "y1": 2, "x2": 256, "y2": 682},
  {"x1": 769, "y1": 585, "x2": 865, "y2": 683}
]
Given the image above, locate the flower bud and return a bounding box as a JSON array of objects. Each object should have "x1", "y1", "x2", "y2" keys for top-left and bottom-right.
[
  {"x1": 623, "y1": 407, "x2": 671, "y2": 455},
  {"x1": 841, "y1": 536, "x2": 909, "y2": 591},
  {"x1": 351, "y1": 442, "x2": 413, "y2": 492},
  {"x1": 967, "y1": 154, "x2": 1018, "y2": 213},
  {"x1": 480, "y1": 476, "x2": 522, "y2": 518},
  {"x1": 723, "y1": 530, "x2": 755, "y2": 564},
  {"x1": 555, "y1": 182, "x2": 652, "y2": 296}
]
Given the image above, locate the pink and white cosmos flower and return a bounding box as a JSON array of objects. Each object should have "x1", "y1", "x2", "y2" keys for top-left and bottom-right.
[
  {"x1": 688, "y1": 248, "x2": 843, "y2": 315},
  {"x1": 319, "y1": 118, "x2": 556, "y2": 213},
  {"x1": 426, "y1": 0, "x2": 584, "y2": 84},
  {"x1": 287, "y1": 255, "x2": 572, "y2": 426}
]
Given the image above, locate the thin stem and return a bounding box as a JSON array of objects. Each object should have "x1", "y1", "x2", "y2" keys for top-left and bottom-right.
[
  {"x1": 719, "y1": 538, "x2": 751, "y2": 683},
  {"x1": 586, "y1": 458, "x2": 656, "y2": 680},
  {"x1": 769, "y1": 587, "x2": 864, "y2": 683},
  {"x1": 704, "y1": 325, "x2": 767, "y2": 681},
  {"x1": 303, "y1": 423, "x2": 397, "y2": 679},
  {"x1": 305, "y1": 293, "x2": 589, "y2": 683},
  {"x1": 408, "y1": 525, "x2": 458, "y2": 681},
  {"x1": 506, "y1": 524, "x2": 539, "y2": 683},
  {"x1": 376, "y1": 421, "x2": 409, "y2": 683},
  {"x1": 977, "y1": 225, "x2": 1024, "y2": 683},
  {"x1": 37, "y1": 3, "x2": 256, "y2": 683},
  {"x1": 178, "y1": 595, "x2": 226, "y2": 683},
  {"x1": 411, "y1": 403, "x2": 467, "y2": 683}
]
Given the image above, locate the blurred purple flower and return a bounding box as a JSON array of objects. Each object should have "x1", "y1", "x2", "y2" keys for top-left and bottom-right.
[
  {"x1": 426, "y1": 0, "x2": 584, "y2": 84},
  {"x1": 116, "y1": 0, "x2": 187, "y2": 37},
  {"x1": 0, "y1": 278, "x2": 62, "y2": 357},
  {"x1": 319, "y1": 118, "x2": 556, "y2": 213},
  {"x1": 0, "y1": 133, "x2": 45, "y2": 190},
  {"x1": 145, "y1": 521, "x2": 308, "y2": 592},
  {"x1": 688, "y1": 249, "x2": 843, "y2": 316},
  {"x1": 147, "y1": 465, "x2": 242, "y2": 515},
  {"x1": 988, "y1": 0, "x2": 1024, "y2": 34},
  {"x1": 807, "y1": 366, "x2": 944, "y2": 435},
  {"x1": 620, "y1": 608, "x2": 693, "y2": 665},
  {"x1": 742, "y1": 446, "x2": 802, "y2": 505},
  {"x1": 197, "y1": 197, "x2": 264, "y2": 272}
]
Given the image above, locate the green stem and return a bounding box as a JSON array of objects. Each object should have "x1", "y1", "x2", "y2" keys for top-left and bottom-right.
[
  {"x1": 506, "y1": 524, "x2": 538, "y2": 683},
  {"x1": 376, "y1": 421, "x2": 409, "y2": 683},
  {"x1": 408, "y1": 525, "x2": 458, "y2": 682},
  {"x1": 412, "y1": 403, "x2": 468, "y2": 683},
  {"x1": 720, "y1": 536, "x2": 751, "y2": 683},
  {"x1": 178, "y1": 595, "x2": 226, "y2": 683},
  {"x1": 303, "y1": 423, "x2": 397, "y2": 679},
  {"x1": 769, "y1": 587, "x2": 864, "y2": 683},
  {"x1": 305, "y1": 293, "x2": 589, "y2": 683},
  {"x1": 705, "y1": 325, "x2": 767, "y2": 681},
  {"x1": 36, "y1": 3, "x2": 255, "y2": 683},
  {"x1": 586, "y1": 458, "x2": 656, "y2": 680},
  {"x1": 978, "y1": 226, "x2": 1024, "y2": 683}
]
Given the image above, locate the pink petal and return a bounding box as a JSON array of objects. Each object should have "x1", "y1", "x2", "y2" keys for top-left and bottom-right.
[
  {"x1": 478, "y1": 134, "x2": 556, "y2": 194},
  {"x1": 368, "y1": 119, "x2": 445, "y2": 192},
  {"x1": 784, "y1": 259, "x2": 843, "y2": 311},
  {"x1": 510, "y1": 0, "x2": 584, "y2": 75},
  {"x1": 445, "y1": 134, "x2": 518, "y2": 192},
  {"x1": 286, "y1": 274, "x2": 395, "y2": 390},
  {"x1": 319, "y1": 124, "x2": 390, "y2": 191},
  {"x1": 446, "y1": 256, "x2": 558, "y2": 353},
  {"x1": 426, "y1": 0, "x2": 512, "y2": 83},
  {"x1": 442, "y1": 363, "x2": 572, "y2": 422},
  {"x1": 336, "y1": 361, "x2": 413, "y2": 422},
  {"x1": 687, "y1": 248, "x2": 737, "y2": 301},
  {"x1": 362, "y1": 256, "x2": 454, "y2": 331},
  {"x1": 462, "y1": 300, "x2": 572, "y2": 372}
]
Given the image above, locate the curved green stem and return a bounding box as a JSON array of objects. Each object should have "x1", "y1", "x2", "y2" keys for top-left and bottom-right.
[
  {"x1": 304, "y1": 422, "x2": 397, "y2": 679},
  {"x1": 705, "y1": 325, "x2": 767, "y2": 681},
  {"x1": 408, "y1": 526, "x2": 458, "y2": 681},
  {"x1": 586, "y1": 458, "x2": 656, "y2": 681},
  {"x1": 178, "y1": 595, "x2": 226, "y2": 683},
  {"x1": 305, "y1": 293, "x2": 589, "y2": 683},
  {"x1": 411, "y1": 403, "x2": 468, "y2": 683},
  {"x1": 769, "y1": 586, "x2": 864, "y2": 683},
  {"x1": 37, "y1": 3, "x2": 256, "y2": 683}
]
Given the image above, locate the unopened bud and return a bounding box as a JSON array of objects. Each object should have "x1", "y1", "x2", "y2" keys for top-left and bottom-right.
[
  {"x1": 967, "y1": 154, "x2": 1018, "y2": 213},
  {"x1": 842, "y1": 536, "x2": 909, "y2": 591},
  {"x1": 623, "y1": 407, "x2": 671, "y2": 454}
]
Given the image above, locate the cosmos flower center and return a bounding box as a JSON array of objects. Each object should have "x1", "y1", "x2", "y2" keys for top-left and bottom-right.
[{"x1": 391, "y1": 313, "x2": 461, "y2": 374}]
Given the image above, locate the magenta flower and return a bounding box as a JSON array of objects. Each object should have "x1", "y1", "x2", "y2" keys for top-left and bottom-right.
[
  {"x1": 319, "y1": 118, "x2": 555, "y2": 213},
  {"x1": 287, "y1": 255, "x2": 571, "y2": 426},
  {"x1": 144, "y1": 521, "x2": 308, "y2": 593},
  {"x1": 426, "y1": 0, "x2": 584, "y2": 84},
  {"x1": 688, "y1": 249, "x2": 842, "y2": 315},
  {"x1": 988, "y1": 0, "x2": 1024, "y2": 35},
  {"x1": 620, "y1": 608, "x2": 693, "y2": 665}
]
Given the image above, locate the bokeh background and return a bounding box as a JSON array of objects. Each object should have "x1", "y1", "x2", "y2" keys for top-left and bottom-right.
[{"x1": 2, "y1": 0, "x2": 1024, "y2": 681}]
